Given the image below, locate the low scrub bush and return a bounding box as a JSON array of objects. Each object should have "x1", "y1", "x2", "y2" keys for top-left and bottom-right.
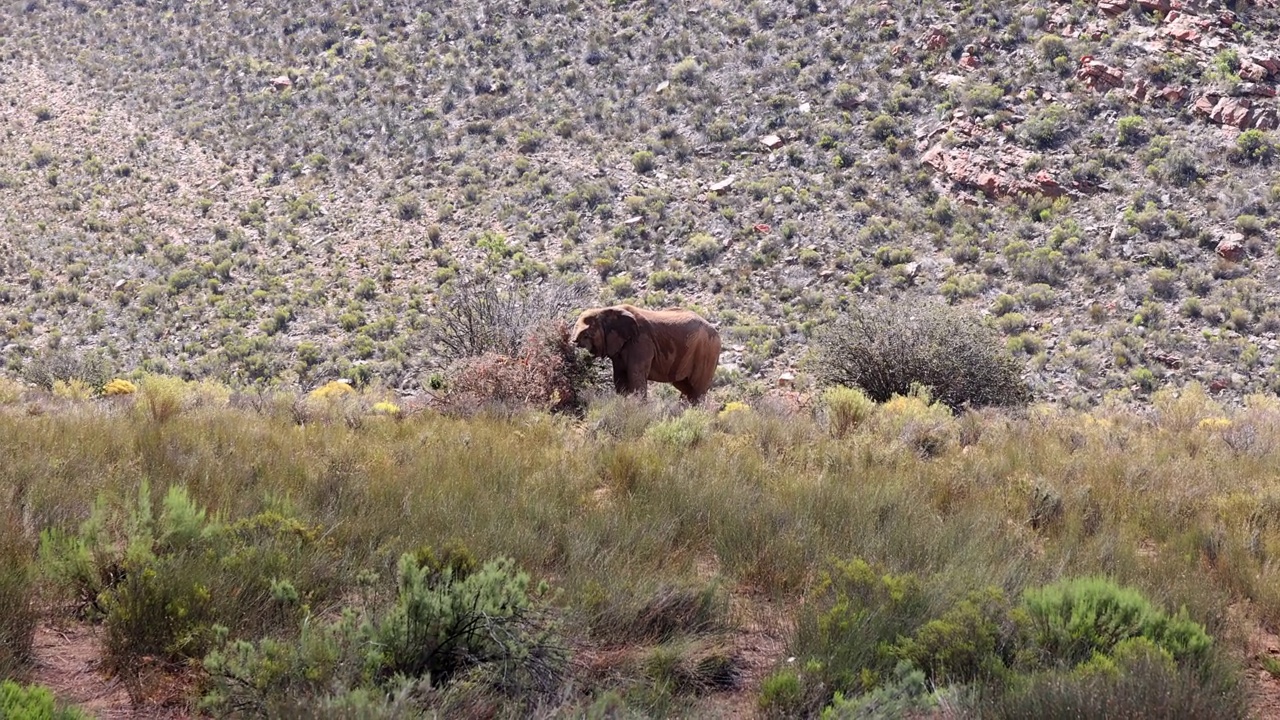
[
  {"x1": 792, "y1": 557, "x2": 930, "y2": 696},
  {"x1": 823, "y1": 385, "x2": 875, "y2": 437},
  {"x1": 40, "y1": 483, "x2": 341, "y2": 695},
  {"x1": 431, "y1": 273, "x2": 586, "y2": 362},
  {"x1": 815, "y1": 297, "x2": 1030, "y2": 410},
  {"x1": 820, "y1": 661, "x2": 935, "y2": 719},
  {"x1": 202, "y1": 551, "x2": 566, "y2": 716},
  {"x1": 1020, "y1": 577, "x2": 1212, "y2": 668},
  {"x1": 0, "y1": 680, "x2": 89, "y2": 720},
  {"x1": 644, "y1": 409, "x2": 713, "y2": 448}
]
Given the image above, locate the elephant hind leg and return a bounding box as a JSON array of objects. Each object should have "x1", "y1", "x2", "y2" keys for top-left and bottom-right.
[{"x1": 673, "y1": 379, "x2": 703, "y2": 405}]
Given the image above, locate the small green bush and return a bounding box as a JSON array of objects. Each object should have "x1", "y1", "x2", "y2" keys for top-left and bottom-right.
[
  {"x1": 203, "y1": 552, "x2": 566, "y2": 716},
  {"x1": 0, "y1": 681, "x2": 89, "y2": 720},
  {"x1": 820, "y1": 661, "x2": 935, "y2": 719},
  {"x1": 645, "y1": 409, "x2": 712, "y2": 448},
  {"x1": 793, "y1": 557, "x2": 929, "y2": 694},
  {"x1": 815, "y1": 297, "x2": 1030, "y2": 410},
  {"x1": 892, "y1": 587, "x2": 1014, "y2": 685},
  {"x1": 823, "y1": 385, "x2": 875, "y2": 437},
  {"x1": 1020, "y1": 577, "x2": 1213, "y2": 668},
  {"x1": 759, "y1": 668, "x2": 809, "y2": 718},
  {"x1": 1116, "y1": 116, "x2": 1147, "y2": 147}
]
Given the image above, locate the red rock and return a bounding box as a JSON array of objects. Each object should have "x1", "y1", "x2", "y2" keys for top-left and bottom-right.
[
  {"x1": 759, "y1": 134, "x2": 784, "y2": 150},
  {"x1": 918, "y1": 26, "x2": 950, "y2": 51},
  {"x1": 1240, "y1": 61, "x2": 1269, "y2": 82},
  {"x1": 1130, "y1": 78, "x2": 1151, "y2": 102},
  {"x1": 1164, "y1": 12, "x2": 1205, "y2": 43},
  {"x1": 270, "y1": 75, "x2": 292, "y2": 90},
  {"x1": 1253, "y1": 54, "x2": 1280, "y2": 75},
  {"x1": 1076, "y1": 57, "x2": 1125, "y2": 91},
  {"x1": 1212, "y1": 97, "x2": 1253, "y2": 127},
  {"x1": 1251, "y1": 108, "x2": 1279, "y2": 130},
  {"x1": 1219, "y1": 10, "x2": 1238, "y2": 27},
  {"x1": 1137, "y1": 0, "x2": 1171, "y2": 12},
  {"x1": 1210, "y1": 378, "x2": 1231, "y2": 394},
  {"x1": 1158, "y1": 85, "x2": 1188, "y2": 102},
  {"x1": 1239, "y1": 82, "x2": 1277, "y2": 98},
  {"x1": 1193, "y1": 95, "x2": 1219, "y2": 116},
  {"x1": 1217, "y1": 236, "x2": 1245, "y2": 262},
  {"x1": 1098, "y1": 0, "x2": 1129, "y2": 15}
]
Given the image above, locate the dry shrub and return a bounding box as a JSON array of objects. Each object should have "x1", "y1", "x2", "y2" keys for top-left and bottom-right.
[
  {"x1": 445, "y1": 323, "x2": 594, "y2": 415},
  {"x1": 432, "y1": 274, "x2": 587, "y2": 362},
  {"x1": 816, "y1": 297, "x2": 1030, "y2": 410}
]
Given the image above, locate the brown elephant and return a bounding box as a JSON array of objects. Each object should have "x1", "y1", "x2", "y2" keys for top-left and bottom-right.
[{"x1": 570, "y1": 304, "x2": 721, "y2": 404}]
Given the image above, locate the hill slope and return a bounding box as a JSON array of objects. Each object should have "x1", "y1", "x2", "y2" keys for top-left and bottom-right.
[{"x1": 3, "y1": 0, "x2": 1280, "y2": 404}]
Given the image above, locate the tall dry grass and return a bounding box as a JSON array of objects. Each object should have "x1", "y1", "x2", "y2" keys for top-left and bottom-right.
[{"x1": 0, "y1": 381, "x2": 1277, "y2": 712}]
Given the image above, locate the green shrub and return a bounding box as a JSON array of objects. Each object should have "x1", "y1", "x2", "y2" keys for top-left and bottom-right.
[
  {"x1": 1234, "y1": 129, "x2": 1275, "y2": 163},
  {"x1": 976, "y1": 646, "x2": 1245, "y2": 719},
  {"x1": 820, "y1": 661, "x2": 935, "y2": 719},
  {"x1": 815, "y1": 297, "x2": 1030, "y2": 410},
  {"x1": 40, "y1": 482, "x2": 340, "y2": 693},
  {"x1": 1116, "y1": 116, "x2": 1147, "y2": 147},
  {"x1": 793, "y1": 557, "x2": 929, "y2": 695},
  {"x1": 892, "y1": 587, "x2": 1014, "y2": 685},
  {"x1": 1020, "y1": 577, "x2": 1213, "y2": 668},
  {"x1": 759, "y1": 668, "x2": 809, "y2": 718},
  {"x1": 0, "y1": 681, "x2": 89, "y2": 720},
  {"x1": 823, "y1": 385, "x2": 875, "y2": 437},
  {"x1": 203, "y1": 552, "x2": 566, "y2": 716},
  {"x1": 645, "y1": 410, "x2": 712, "y2": 448},
  {"x1": 631, "y1": 150, "x2": 656, "y2": 174}
]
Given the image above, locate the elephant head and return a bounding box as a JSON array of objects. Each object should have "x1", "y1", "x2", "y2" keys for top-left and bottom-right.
[{"x1": 570, "y1": 306, "x2": 638, "y2": 358}]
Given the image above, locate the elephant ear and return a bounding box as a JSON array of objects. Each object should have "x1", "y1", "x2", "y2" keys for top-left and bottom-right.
[{"x1": 603, "y1": 308, "x2": 638, "y2": 356}]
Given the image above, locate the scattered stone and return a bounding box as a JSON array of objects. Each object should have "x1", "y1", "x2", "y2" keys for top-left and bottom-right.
[
  {"x1": 1195, "y1": 95, "x2": 1279, "y2": 130},
  {"x1": 1251, "y1": 53, "x2": 1280, "y2": 76},
  {"x1": 1238, "y1": 83, "x2": 1277, "y2": 98},
  {"x1": 1151, "y1": 350, "x2": 1183, "y2": 369},
  {"x1": 709, "y1": 176, "x2": 736, "y2": 192},
  {"x1": 1137, "y1": 0, "x2": 1171, "y2": 13},
  {"x1": 1098, "y1": 0, "x2": 1129, "y2": 14},
  {"x1": 1217, "y1": 234, "x2": 1246, "y2": 262},
  {"x1": 759, "y1": 134, "x2": 784, "y2": 150},
  {"x1": 113, "y1": 279, "x2": 127, "y2": 291},
  {"x1": 778, "y1": 371, "x2": 796, "y2": 388},
  {"x1": 270, "y1": 75, "x2": 292, "y2": 91},
  {"x1": 1240, "y1": 61, "x2": 1270, "y2": 82},
  {"x1": 655, "y1": 80, "x2": 670, "y2": 93},
  {"x1": 623, "y1": 216, "x2": 642, "y2": 225},
  {"x1": 798, "y1": 101, "x2": 811, "y2": 113},
  {"x1": 1077, "y1": 56, "x2": 1125, "y2": 91},
  {"x1": 1164, "y1": 11, "x2": 1208, "y2": 43},
  {"x1": 918, "y1": 25, "x2": 950, "y2": 51},
  {"x1": 921, "y1": 143, "x2": 1070, "y2": 199},
  {"x1": 958, "y1": 44, "x2": 980, "y2": 70}
]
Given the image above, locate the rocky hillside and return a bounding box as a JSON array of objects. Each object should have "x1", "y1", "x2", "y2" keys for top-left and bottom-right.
[{"x1": 2, "y1": 0, "x2": 1280, "y2": 405}]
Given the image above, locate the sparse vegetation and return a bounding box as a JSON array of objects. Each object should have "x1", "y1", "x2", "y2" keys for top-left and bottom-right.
[{"x1": 7, "y1": 0, "x2": 1280, "y2": 713}]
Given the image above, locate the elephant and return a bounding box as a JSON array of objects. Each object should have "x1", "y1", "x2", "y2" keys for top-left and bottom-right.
[{"x1": 570, "y1": 304, "x2": 722, "y2": 404}]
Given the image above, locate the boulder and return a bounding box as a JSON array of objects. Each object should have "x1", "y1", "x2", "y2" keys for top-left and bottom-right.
[
  {"x1": 1216, "y1": 234, "x2": 1245, "y2": 262},
  {"x1": 918, "y1": 26, "x2": 950, "y2": 51},
  {"x1": 1097, "y1": 0, "x2": 1130, "y2": 15},
  {"x1": 1076, "y1": 57, "x2": 1125, "y2": 91}
]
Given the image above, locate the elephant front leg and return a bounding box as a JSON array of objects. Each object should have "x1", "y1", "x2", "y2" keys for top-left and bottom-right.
[{"x1": 612, "y1": 361, "x2": 631, "y2": 395}]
